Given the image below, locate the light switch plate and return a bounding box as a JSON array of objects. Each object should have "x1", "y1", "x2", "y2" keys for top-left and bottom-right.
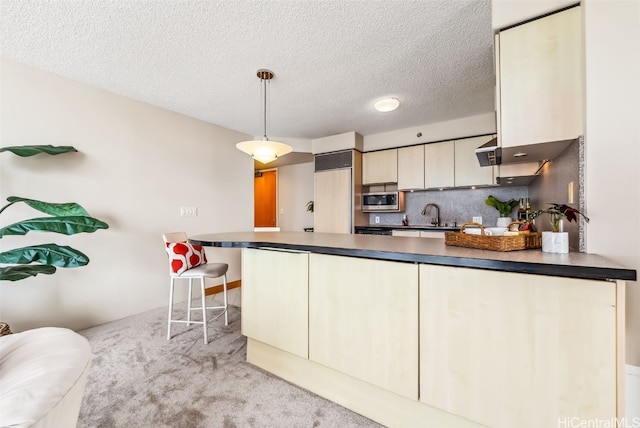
[{"x1": 180, "y1": 206, "x2": 198, "y2": 217}]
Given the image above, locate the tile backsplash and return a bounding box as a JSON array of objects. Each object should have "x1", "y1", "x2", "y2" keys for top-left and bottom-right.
[
  {"x1": 368, "y1": 186, "x2": 529, "y2": 227},
  {"x1": 364, "y1": 139, "x2": 584, "y2": 251},
  {"x1": 528, "y1": 138, "x2": 582, "y2": 250}
]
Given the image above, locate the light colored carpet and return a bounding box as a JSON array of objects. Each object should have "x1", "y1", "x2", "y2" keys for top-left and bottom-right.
[{"x1": 77, "y1": 298, "x2": 383, "y2": 428}]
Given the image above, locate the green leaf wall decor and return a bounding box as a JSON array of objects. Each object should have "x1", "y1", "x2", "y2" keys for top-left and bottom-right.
[
  {"x1": 0, "y1": 244, "x2": 89, "y2": 267},
  {"x1": 0, "y1": 145, "x2": 77, "y2": 157},
  {"x1": 0, "y1": 265, "x2": 57, "y2": 281},
  {"x1": 1, "y1": 145, "x2": 108, "y2": 281},
  {"x1": 0, "y1": 216, "x2": 108, "y2": 238}
]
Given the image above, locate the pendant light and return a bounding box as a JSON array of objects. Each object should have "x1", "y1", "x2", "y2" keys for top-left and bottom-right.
[{"x1": 236, "y1": 69, "x2": 292, "y2": 164}]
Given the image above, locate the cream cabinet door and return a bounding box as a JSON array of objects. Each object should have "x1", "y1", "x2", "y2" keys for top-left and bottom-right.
[
  {"x1": 309, "y1": 254, "x2": 419, "y2": 400},
  {"x1": 499, "y1": 6, "x2": 582, "y2": 148},
  {"x1": 362, "y1": 149, "x2": 398, "y2": 185},
  {"x1": 419, "y1": 264, "x2": 617, "y2": 428},
  {"x1": 454, "y1": 136, "x2": 495, "y2": 187},
  {"x1": 419, "y1": 230, "x2": 445, "y2": 239},
  {"x1": 314, "y1": 168, "x2": 352, "y2": 234},
  {"x1": 241, "y1": 248, "x2": 309, "y2": 359},
  {"x1": 397, "y1": 145, "x2": 424, "y2": 190},
  {"x1": 392, "y1": 229, "x2": 420, "y2": 237},
  {"x1": 424, "y1": 141, "x2": 454, "y2": 189}
]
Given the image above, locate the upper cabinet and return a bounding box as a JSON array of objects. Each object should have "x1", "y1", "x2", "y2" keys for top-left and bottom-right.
[
  {"x1": 398, "y1": 145, "x2": 424, "y2": 190},
  {"x1": 454, "y1": 136, "x2": 496, "y2": 187},
  {"x1": 363, "y1": 149, "x2": 398, "y2": 185},
  {"x1": 497, "y1": 6, "x2": 583, "y2": 148},
  {"x1": 424, "y1": 142, "x2": 454, "y2": 189},
  {"x1": 363, "y1": 135, "x2": 495, "y2": 190}
]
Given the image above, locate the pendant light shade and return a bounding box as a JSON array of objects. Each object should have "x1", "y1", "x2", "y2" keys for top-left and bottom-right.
[
  {"x1": 236, "y1": 69, "x2": 292, "y2": 164},
  {"x1": 236, "y1": 139, "x2": 293, "y2": 164}
]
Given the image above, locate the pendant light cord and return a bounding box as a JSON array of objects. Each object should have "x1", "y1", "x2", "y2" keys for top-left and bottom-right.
[{"x1": 262, "y1": 76, "x2": 268, "y2": 140}]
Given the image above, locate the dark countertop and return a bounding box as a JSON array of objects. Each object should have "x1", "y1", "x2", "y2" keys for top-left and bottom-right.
[
  {"x1": 191, "y1": 232, "x2": 636, "y2": 282},
  {"x1": 356, "y1": 225, "x2": 460, "y2": 232}
]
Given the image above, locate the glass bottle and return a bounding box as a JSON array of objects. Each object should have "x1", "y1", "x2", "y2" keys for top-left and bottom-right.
[
  {"x1": 525, "y1": 198, "x2": 532, "y2": 221},
  {"x1": 518, "y1": 198, "x2": 526, "y2": 221}
]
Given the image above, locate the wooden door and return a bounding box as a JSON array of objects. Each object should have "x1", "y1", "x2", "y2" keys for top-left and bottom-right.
[{"x1": 254, "y1": 170, "x2": 277, "y2": 228}]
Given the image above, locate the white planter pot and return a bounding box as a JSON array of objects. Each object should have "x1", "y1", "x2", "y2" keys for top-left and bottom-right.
[
  {"x1": 542, "y1": 231, "x2": 569, "y2": 253},
  {"x1": 496, "y1": 217, "x2": 512, "y2": 228}
]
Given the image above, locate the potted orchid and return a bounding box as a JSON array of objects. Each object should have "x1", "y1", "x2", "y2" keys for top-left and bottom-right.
[
  {"x1": 530, "y1": 203, "x2": 589, "y2": 253},
  {"x1": 530, "y1": 203, "x2": 589, "y2": 232}
]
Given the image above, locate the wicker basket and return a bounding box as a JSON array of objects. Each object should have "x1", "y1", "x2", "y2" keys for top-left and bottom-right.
[{"x1": 445, "y1": 222, "x2": 541, "y2": 252}]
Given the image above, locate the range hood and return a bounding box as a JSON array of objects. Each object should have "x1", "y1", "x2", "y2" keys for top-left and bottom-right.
[
  {"x1": 475, "y1": 138, "x2": 501, "y2": 166},
  {"x1": 475, "y1": 137, "x2": 576, "y2": 166},
  {"x1": 496, "y1": 161, "x2": 547, "y2": 186}
]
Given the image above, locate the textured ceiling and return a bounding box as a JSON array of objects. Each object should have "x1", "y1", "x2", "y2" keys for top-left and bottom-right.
[{"x1": 0, "y1": 0, "x2": 495, "y2": 141}]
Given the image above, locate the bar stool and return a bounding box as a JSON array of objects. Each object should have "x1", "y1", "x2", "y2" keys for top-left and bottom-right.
[{"x1": 163, "y1": 232, "x2": 228, "y2": 344}]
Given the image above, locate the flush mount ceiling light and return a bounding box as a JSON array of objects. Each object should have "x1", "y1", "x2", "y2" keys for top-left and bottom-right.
[
  {"x1": 236, "y1": 69, "x2": 292, "y2": 164},
  {"x1": 374, "y1": 98, "x2": 400, "y2": 112}
]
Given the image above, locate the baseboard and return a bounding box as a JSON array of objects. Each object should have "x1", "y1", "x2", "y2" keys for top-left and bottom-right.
[
  {"x1": 205, "y1": 279, "x2": 241, "y2": 296},
  {"x1": 246, "y1": 338, "x2": 484, "y2": 428},
  {"x1": 627, "y1": 364, "x2": 640, "y2": 418}
]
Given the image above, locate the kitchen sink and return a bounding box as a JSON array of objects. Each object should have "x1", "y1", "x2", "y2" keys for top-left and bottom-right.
[{"x1": 355, "y1": 225, "x2": 460, "y2": 235}]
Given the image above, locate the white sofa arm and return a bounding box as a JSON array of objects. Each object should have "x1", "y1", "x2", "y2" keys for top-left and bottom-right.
[{"x1": 0, "y1": 327, "x2": 92, "y2": 428}]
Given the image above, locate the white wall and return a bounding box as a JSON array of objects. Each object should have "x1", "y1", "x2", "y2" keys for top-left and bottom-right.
[
  {"x1": 363, "y1": 112, "x2": 496, "y2": 151},
  {"x1": 268, "y1": 137, "x2": 313, "y2": 154},
  {"x1": 0, "y1": 59, "x2": 254, "y2": 332},
  {"x1": 277, "y1": 162, "x2": 315, "y2": 232},
  {"x1": 583, "y1": 0, "x2": 640, "y2": 366}
]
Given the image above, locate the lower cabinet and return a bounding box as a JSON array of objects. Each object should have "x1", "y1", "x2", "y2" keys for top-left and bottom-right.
[
  {"x1": 241, "y1": 249, "x2": 622, "y2": 427},
  {"x1": 241, "y1": 248, "x2": 309, "y2": 359},
  {"x1": 419, "y1": 230, "x2": 445, "y2": 239},
  {"x1": 308, "y1": 254, "x2": 419, "y2": 400},
  {"x1": 419, "y1": 264, "x2": 617, "y2": 428},
  {"x1": 392, "y1": 230, "x2": 446, "y2": 239},
  {"x1": 391, "y1": 229, "x2": 420, "y2": 237}
]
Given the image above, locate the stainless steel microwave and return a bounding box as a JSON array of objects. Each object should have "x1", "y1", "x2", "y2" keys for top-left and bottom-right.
[{"x1": 362, "y1": 192, "x2": 405, "y2": 212}]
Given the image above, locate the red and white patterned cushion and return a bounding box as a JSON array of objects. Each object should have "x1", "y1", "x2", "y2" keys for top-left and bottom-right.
[{"x1": 165, "y1": 242, "x2": 207, "y2": 275}]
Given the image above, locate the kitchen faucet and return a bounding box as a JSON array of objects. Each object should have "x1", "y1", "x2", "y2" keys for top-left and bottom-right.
[{"x1": 421, "y1": 203, "x2": 440, "y2": 226}]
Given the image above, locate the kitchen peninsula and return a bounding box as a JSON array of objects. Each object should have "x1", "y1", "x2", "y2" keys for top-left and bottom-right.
[{"x1": 191, "y1": 232, "x2": 636, "y2": 428}]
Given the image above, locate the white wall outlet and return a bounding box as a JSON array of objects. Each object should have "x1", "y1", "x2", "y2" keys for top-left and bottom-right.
[
  {"x1": 568, "y1": 181, "x2": 575, "y2": 204},
  {"x1": 180, "y1": 206, "x2": 198, "y2": 217},
  {"x1": 375, "y1": 216, "x2": 380, "y2": 224}
]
